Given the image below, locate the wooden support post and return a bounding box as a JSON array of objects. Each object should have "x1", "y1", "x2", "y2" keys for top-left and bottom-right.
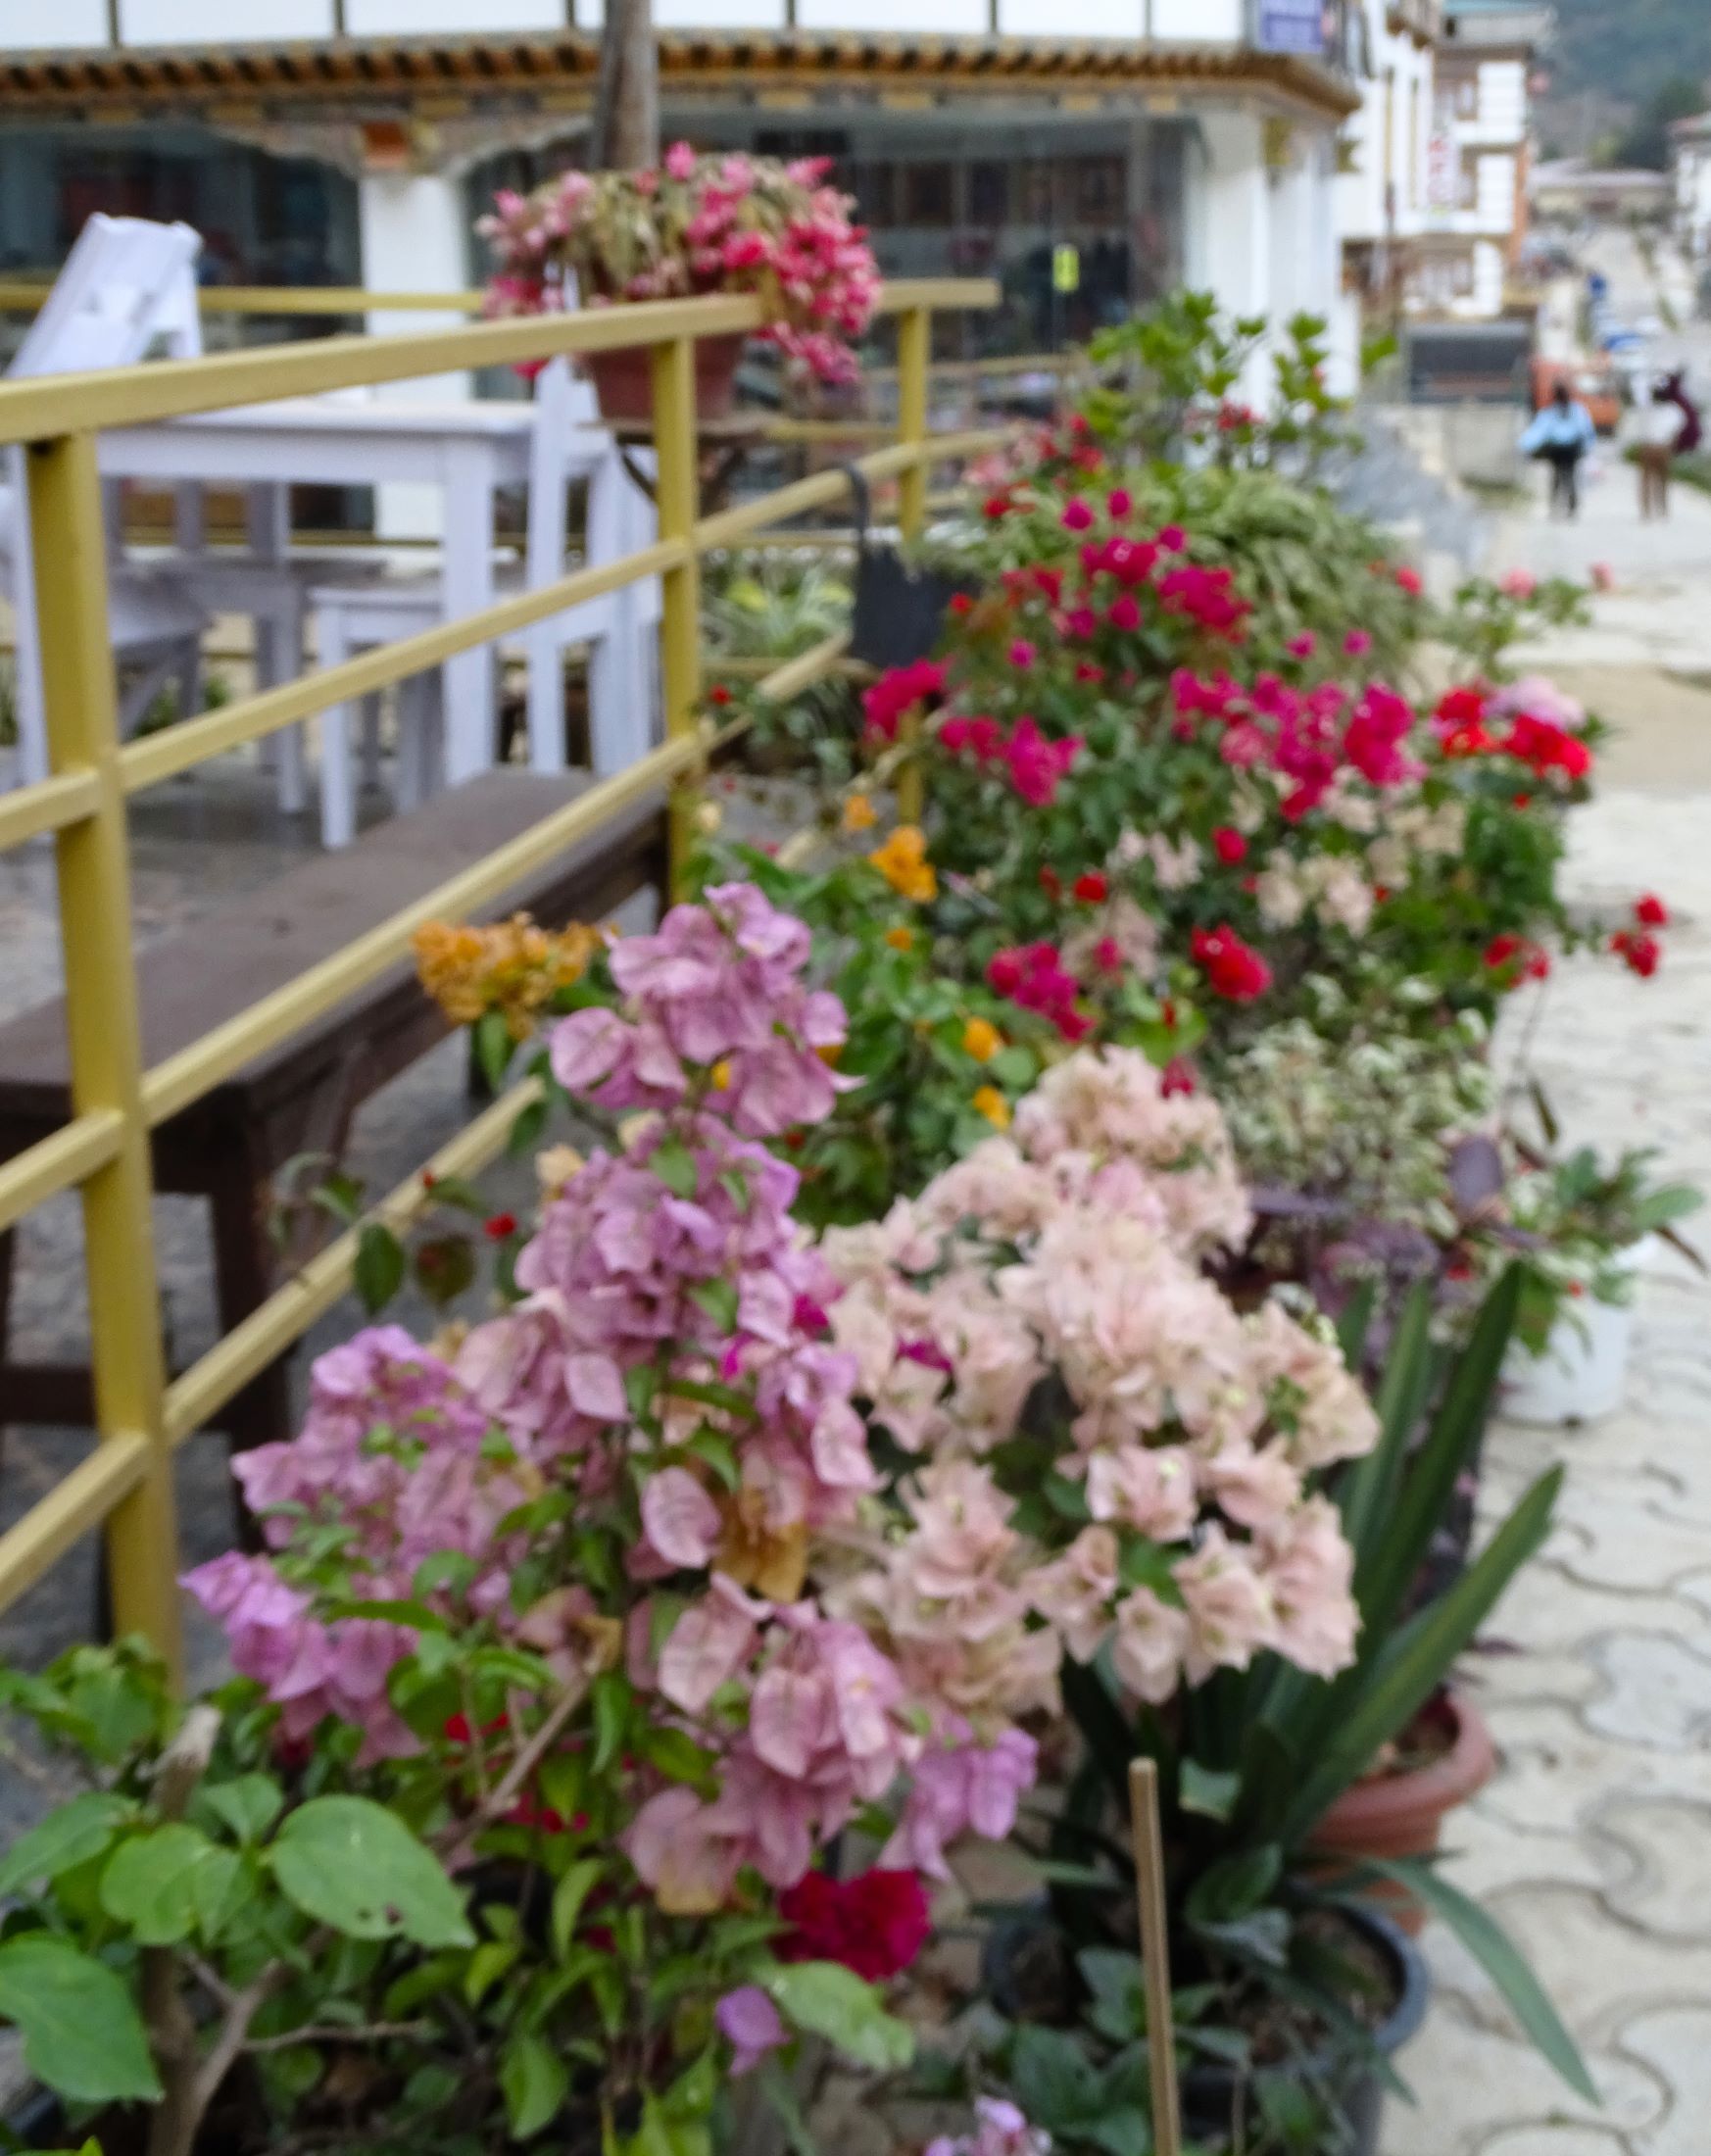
[{"x1": 1129, "y1": 1758, "x2": 1182, "y2": 2156}]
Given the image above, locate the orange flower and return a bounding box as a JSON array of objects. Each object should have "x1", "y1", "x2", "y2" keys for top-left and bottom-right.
[
  {"x1": 843, "y1": 793, "x2": 878, "y2": 833},
  {"x1": 885, "y1": 926, "x2": 914, "y2": 952},
  {"x1": 868, "y1": 825, "x2": 938, "y2": 903},
  {"x1": 972, "y1": 1085, "x2": 1011, "y2": 1129},
  {"x1": 962, "y1": 1017, "x2": 1002, "y2": 1063},
  {"x1": 413, "y1": 913, "x2": 600, "y2": 1039}
]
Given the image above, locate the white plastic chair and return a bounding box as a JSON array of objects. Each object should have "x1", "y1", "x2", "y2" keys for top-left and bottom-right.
[
  {"x1": 1, "y1": 214, "x2": 212, "y2": 787},
  {"x1": 311, "y1": 359, "x2": 659, "y2": 848}
]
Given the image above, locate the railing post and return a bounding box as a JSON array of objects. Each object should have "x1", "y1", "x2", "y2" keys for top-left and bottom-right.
[
  {"x1": 27, "y1": 431, "x2": 182, "y2": 1677},
  {"x1": 651, "y1": 333, "x2": 703, "y2": 894},
  {"x1": 895, "y1": 304, "x2": 931, "y2": 823}
]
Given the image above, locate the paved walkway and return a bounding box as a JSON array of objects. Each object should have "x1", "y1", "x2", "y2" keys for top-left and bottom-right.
[{"x1": 1382, "y1": 433, "x2": 1711, "y2": 2150}]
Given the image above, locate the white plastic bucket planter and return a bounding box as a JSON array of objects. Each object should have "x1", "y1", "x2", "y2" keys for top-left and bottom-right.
[{"x1": 1500, "y1": 1237, "x2": 1654, "y2": 1427}]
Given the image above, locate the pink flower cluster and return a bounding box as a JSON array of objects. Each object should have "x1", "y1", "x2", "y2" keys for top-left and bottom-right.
[
  {"x1": 986, "y1": 942, "x2": 1090, "y2": 1041},
  {"x1": 824, "y1": 1050, "x2": 1371, "y2": 1735},
  {"x1": 862, "y1": 660, "x2": 947, "y2": 744},
  {"x1": 1172, "y1": 668, "x2": 1422, "y2": 820},
  {"x1": 478, "y1": 148, "x2": 878, "y2": 385},
  {"x1": 187, "y1": 886, "x2": 1036, "y2": 1921},
  {"x1": 939, "y1": 712, "x2": 1085, "y2": 808},
  {"x1": 926, "y1": 2099, "x2": 1051, "y2": 2156}
]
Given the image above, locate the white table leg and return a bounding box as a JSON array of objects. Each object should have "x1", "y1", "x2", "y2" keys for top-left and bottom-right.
[
  {"x1": 318, "y1": 605, "x2": 357, "y2": 851},
  {"x1": 442, "y1": 439, "x2": 497, "y2": 785}
]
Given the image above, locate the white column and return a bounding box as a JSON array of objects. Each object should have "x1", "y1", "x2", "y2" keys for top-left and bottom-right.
[
  {"x1": 1195, "y1": 112, "x2": 1274, "y2": 404},
  {"x1": 357, "y1": 169, "x2": 475, "y2": 539}
]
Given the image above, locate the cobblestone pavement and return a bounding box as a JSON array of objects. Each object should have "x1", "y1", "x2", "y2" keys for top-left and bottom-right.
[{"x1": 1381, "y1": 545, "x2": 1711, "y2": 2143}]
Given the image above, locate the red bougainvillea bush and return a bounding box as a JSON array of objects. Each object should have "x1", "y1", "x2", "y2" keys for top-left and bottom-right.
[{"x1": 852, "y1": 473, "x2": 1663, "y2": 1083}]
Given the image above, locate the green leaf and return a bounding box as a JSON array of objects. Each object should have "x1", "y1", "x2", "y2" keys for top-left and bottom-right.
[
  {"x1": 354, "y1": 1223, "x2": 407, "y2": 1315},
  {"x1": 475, "y1": 1009, "x2": 515, "y2": 1092},
  {"x1": 100, "y1": 1823, "x2": 233, "y2": 1945},
  {"x1": 1179, "y1": 1759, "x2": 1242, "y2": 1823},
  {"x1": 0, "y1": 1936, "x2": 162, "y2": 2103},
  {"x1": 500, "y1": 2030, "x2": 568, "y2": 2140},
  {"x1": 269, "y1": 1796, "x2": 474, "y2": 1948},
  {"x1": 690, "y1": 1279, "x2": 739, "y2": 1332},
  {"x1": 0, "y1": 1791, "x2": 129, "y2": 1897},
  {"x1": 464, "y1": 1936, "x2": 520, "y2": 2005},
  {"x1": 650, "y1": 1139, "x2": 699, "y2": 1200},
  {"x1": 1362, "y1": 1858, "x2": 1595, "y2": 2100},
  {"x1": 1007, "y1": 2023, "x2": 1103, "y2": 2129},
  {"x1": 592, "y1": 1671, "x2": 630, "y2": 1774},
  {"x1": 551, "y1": 1858, "x2": 604, "y2": 1960},
  {"x1": 1184, "y1": 1845, "x2": 1281, "y2": 1927},
  {"x1": 760, "y1": 1960, "x2": 914, "y2": 2071},
  {"x1": 194, "y1": 1772, "x2": 283, "y2": 1845}
]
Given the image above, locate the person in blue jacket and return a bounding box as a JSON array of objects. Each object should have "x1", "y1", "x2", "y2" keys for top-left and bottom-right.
[{"x1": 1520, "y1": 382, "x2": 1597, "y2": 520}]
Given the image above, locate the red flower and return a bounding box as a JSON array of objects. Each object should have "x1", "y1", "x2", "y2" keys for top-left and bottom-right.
[
  {"x1": 987, "y1": 950, "x2": 1025, "y2": 995},
  {"x1": 862, "y1": 661, "x2": 946, "y2": 743},
  {"x1": 1106, "y1": 595, "x2": 1142, "y2": 633},
  {"x1": 1157, "y1": 524, "x2": 1187, "y2": 551},
  {"x1": 1344, "y1": 629, "x2": 1373, "y2": 658},
  {"x1": 1484, "y1": 934, "x2": 1549, "y2": 985},
  {"x1": 1160, "y1": 1057, "x2": 1198, "y2": 1098},
  {"x1": 1073, "y1": 871, "x2": 1108, "y2": 904},
  {"x1": 1212, "y1": 826, "x2": 1247, "y2": 865},
  {"x1": 1395, "y1": 564, "x2": 1424, "y2": 597},
  {"x1": 1074, "y1": 661, "x2": 1105, "y2": 684},
  {"x1": 1107, "y1": 487, "x2": 1133, "y2": 518},
  {"x1": 1499, "y1": 712, "x2": 1591, "y2": 781},
  {"x1": 1611, "y1": 929, "x2": 1662, "y2": 977},
  {"x1": 1038, "y1": 865, "x2": 1062, "y2": 901},
  {"x1": 1008, "y1": 639, "x2": 1037, "y2": 671},
  {"x1": 1060, "y1": 499, "x2": 1095, "y2": 532},
  {"x1": 1092, "y1": 935, "x2": 1124, "y2": 973},
  {"x1": 982, "y1": 493, "x2": 1013, "y2": 520},
  {"x1": 949, "y1": 592, "x2": 974, "y2": 615},
  {"x1": 777, "y1": 1869, "x2": 931, "y2": 1984},
  {"x1": 1191, "y1": 923, "x2": 1272, "y2": 1002},
  {"x1": 484, "y1": 1212, "x2": 518, "y2": 1241},
  {"x1": 1635, "y1": 893, "x2": 1670, "y2": 927}
]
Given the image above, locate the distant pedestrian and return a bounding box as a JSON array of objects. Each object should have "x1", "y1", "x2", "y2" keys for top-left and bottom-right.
[
  {"x1": 1659, "y1": 367, "x2": 1702, "y2": 455},
  {"x1": 1521, "y1": 383, "x2": 1597, "y2": 521},
  {"x1": 1632, "y1": 385, "x2": 1687, "y2": 521}
]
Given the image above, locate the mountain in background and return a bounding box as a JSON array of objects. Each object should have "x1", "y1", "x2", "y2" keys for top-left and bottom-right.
[{"x1": 1540, "y1": 0, "x2": 1711, "y2": 159}]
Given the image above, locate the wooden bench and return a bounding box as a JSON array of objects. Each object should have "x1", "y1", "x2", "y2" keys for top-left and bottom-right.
[{"x1": 0, "y1": 769, "x2": 667, "y2": 1463}]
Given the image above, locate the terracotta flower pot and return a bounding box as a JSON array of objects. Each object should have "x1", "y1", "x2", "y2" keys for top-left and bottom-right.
[
  {"x1": 582, "y1": 331, "x2": 746, "y2": 423},
  {"x1": 1307, "y1": 1690, "x2": 1497, "y2": 1936}
]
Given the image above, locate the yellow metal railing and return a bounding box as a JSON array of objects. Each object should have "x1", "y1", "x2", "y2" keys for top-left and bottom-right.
[{"x1": 0, "y1": 277, "x2": 1002, "y2": 1674}]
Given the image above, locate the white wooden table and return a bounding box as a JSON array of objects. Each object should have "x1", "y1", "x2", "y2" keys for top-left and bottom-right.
[{"x1": 99, "y1": 398, "x2": 540, "y2": 782}]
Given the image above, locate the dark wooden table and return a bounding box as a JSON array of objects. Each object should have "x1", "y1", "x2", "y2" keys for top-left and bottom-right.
[{"x1": 0, "y1": 770, "x2": 667, "y2": 1465}]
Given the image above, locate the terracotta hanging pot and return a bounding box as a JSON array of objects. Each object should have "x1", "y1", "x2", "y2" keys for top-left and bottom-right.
[
  {"x1": 1306, "y1": 1689, "x2": 1497, "y2": 1936},
  {"x1": 581, "y1": 331, "x2": 746, "y2": 424}
]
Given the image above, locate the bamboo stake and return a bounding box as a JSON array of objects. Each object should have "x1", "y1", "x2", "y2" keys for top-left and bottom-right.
[{"x1": 1128, "y1": 1759, "x2": 1183, "y2": 2156}]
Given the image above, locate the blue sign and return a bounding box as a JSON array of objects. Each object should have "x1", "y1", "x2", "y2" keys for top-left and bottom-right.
[{"x1": 1257, "y1": 0, "x2": 1327, "y2": 54}]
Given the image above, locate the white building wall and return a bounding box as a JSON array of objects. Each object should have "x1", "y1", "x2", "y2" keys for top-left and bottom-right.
[
  {"x1": 1475, "y1": 58, "x2": 1525, "y2": 137},
  {"x1": 346, "y1": 0, "x2": 565, "y2": 27},
  {"x1": 119, "y1": 0, "x2": 334, "y2": 35},
  {"x1": 0, "y1": 0, "x2": 110, "y2": 43},
  {"x1": 0, "y1": 0, "x2": 1264, "y2": 36}
]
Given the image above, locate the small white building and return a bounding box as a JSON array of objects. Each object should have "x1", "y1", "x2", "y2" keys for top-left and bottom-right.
[
  {"x1": 0, "y1": 1, "x2": 1359, "y2": 377},
  {"x1": 1334, "y1": 0, "x2": 1441, "y2": 305},
  {"x1": 1411, "y1": 0, "x2": 1551, "y2": 318},
  {"x1": 1670, "y1": 111, "x2": 1711, "y2": 262}
]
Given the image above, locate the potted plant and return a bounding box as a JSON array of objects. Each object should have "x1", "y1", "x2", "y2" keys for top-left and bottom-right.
[
  {"x1": 1499, "y1": 1139, "x2": 1703, "y2": 1425},
  {"x1": 819, "y1": 1072, "x2": 1591, "y2": 2152},
  {"x1": 478, "y1": 146, "x2": 879, "y2": 419}
]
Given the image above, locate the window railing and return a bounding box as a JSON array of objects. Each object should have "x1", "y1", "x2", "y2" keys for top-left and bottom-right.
[{"x1": 0, "y1": 276, "x2": 1002, "y2": 1676}]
